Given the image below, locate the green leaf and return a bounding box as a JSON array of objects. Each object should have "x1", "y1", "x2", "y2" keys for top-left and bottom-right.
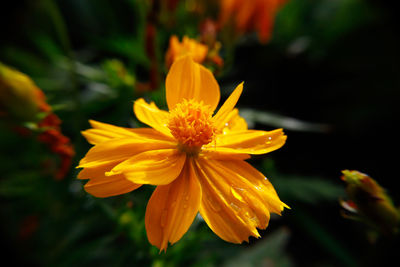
[
  {"x1": 272, "y1": 175, "x2": 345, "y2": 204},
  {"x1": 96, "y1": 36, "x2": 150, "y2": 66},
  {"x1": 222, "y1": 228, "x2": 293, "y2": 267},
  {"x1": 240, "y1": 108, "x2": 331, "y2": 133},
  {"x1": 294, "y1": 208, "x2": 357, "y2": 267}
]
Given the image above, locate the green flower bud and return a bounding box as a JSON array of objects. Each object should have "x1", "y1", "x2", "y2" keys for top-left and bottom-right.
[
  {"x1": 341, "y1": 170, "x2": 400, "y2": 236},
  {"x1": 0, "y1": 63, "x2": 42, "y2": 122}
]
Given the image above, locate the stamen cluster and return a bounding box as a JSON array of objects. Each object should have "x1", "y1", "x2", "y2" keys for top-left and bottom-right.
[{"x1": 168, "y1": 99, "x2": 215, "y2": 153}]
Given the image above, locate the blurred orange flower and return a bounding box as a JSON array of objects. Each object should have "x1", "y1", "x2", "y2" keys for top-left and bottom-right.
[
  {"x1": 0, "y1": 63, "x2": 74, "y2": 180},
  {"x1": 219, "y1": 0, "x2": 287, "y2": 43},
  {"x1": 165, "y1": 35, "x2": 223, "y2": 69},
  {"x1": 166, "y1": 35, "x2": 209, "y2": 68},
  {"x1": 78, "y1": 56, "x2": 288, "y2": 251}
]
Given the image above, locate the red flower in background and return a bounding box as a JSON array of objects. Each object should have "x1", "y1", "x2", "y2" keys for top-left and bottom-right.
[{"x1": 38, "y1": 114, "x2": 75, "y2": 180}]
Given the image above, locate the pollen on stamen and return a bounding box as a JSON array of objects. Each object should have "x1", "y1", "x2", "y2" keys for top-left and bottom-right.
[{"x1": 168, "y1": 99, "x2": 216, "y2": 154}]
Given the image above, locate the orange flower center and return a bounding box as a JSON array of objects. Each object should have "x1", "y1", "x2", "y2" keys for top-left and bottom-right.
[{"x1": 168, "y1": 99, "x2": 216, "y2": 154}]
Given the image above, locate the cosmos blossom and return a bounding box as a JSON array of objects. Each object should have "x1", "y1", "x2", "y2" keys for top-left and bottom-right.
[{"x1": 78, "y1": 55, "x2": 288, "y2": 251}]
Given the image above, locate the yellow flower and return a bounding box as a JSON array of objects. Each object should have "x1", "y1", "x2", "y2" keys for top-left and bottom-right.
[
  {"x1": 165, "y1": 35, "x2": 209, "y2": 68},
  {"x1": 78, "y1": 56, "x2": 288, "y2": 251}
]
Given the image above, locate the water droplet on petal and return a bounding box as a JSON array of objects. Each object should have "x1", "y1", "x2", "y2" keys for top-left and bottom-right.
[
  {"x1": 254, "y1": 185, "x2": 262, "y2": 191},
  {"x1": 207, "y1": 195, "x2": 221, "y2": 212},
  {"x1": 171, "y1": 201, "x2": 177, "y2": 208},
  {"x1": 249, "y1": 216, "x2": 260, "y2": 226},
  {"x1": 231, "y1": 186, "x2": 246, "y2": 203},
  {"x1": 230, "y1": 202, "x2": 241, "y2": 212},
  {"x1": 161, "y1": 209, "x2": 168, "y2": 228}
]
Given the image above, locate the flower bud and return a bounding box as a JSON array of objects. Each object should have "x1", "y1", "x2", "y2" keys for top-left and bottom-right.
[
  {"x1": 0, "y1": 63, "x2": 42, "y2": 122},
  {"x1": 340, "y1": 170, "x2": 400, "y2": 236}
]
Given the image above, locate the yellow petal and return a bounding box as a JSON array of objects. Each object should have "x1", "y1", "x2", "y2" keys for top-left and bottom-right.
[
  {"x1": 199, "y1": 149, "x2": 250, "y2": 161},
  {"x1": 217, "y1": 160, "x2": 289, "y2": 214},
  {"x1": 108, "y1": 149, "x2": 186, "y2": 185},
  {"x1": 89, "y1": 119, "x2": 137, "y2": 135},
  {"x1": 145, "y1": 160, "x2": 201, "y2": 251},
  {"x1": 195, "y1": 158, "x2": 287, "y2": 244},
  {"x1": 221, "y1": 108, "x2": 248, "y2": 134},
  {"x1": 213, "y1": 82, "x2": 243, "y2": 130},
  {"x1": 78, "y1": 137, "x2": 176, "y2": 168},
  {"x1": 81, "y1": 129, "x2": 123, "y2": 145},
  {"x1": 78, "y1": 163, "x2": 141, "y2": 198},
  {"x1": 166, "y1": 55, "x2": 220, "y2": 112},
  {"x1": 204, "y1": 128, "x2": 286, "y2": 155},
  {"x1": 82, "y1": 120, "x2": 173, "y2": 145},
  {"x1": 133, "y1": 98, "x2": 172, "y2": 137}
]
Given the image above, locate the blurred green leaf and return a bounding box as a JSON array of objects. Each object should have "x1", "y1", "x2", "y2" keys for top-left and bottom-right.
[
  {"x1": 240, "y1": 108, "x2": 331, "y2": 133},
  {"x1": 96, "y1": 37, "x2": 150, "y2": 66},
  {"x1": 272, "y1": 176, "x2": 345, "y2": 204},
  {"x1": 275, "y1": 0, "x2": 376, "y2": 53},
  {"x1": 102, "y1": 59, "x2": 135, "y2": 87},
  {"x1": 294, "y1": 208, "x2": 357, "y2": 267},
  {"x1": 222, "y1": 228, "x2": 293, "y2": 267},
  {"x1": 0, "y1": 46, "x2": 49, "y2": 76},
  {"x1": 0, "y1": 172, "x2": 39, "y2": 197},
  {"x1": 1, "y1": 0, "x2": 397, "y2": 266},
  {"x1": 31, "y1": 33, "x2": 64, "y2": 63},
  {"x1": 263, "y1": 158, "x2": 344, "y2": 204}
]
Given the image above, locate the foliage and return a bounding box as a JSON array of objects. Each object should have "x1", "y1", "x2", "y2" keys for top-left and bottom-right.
[{"x1": 1, "y1": 0, "x2": 400, "y2": 266}]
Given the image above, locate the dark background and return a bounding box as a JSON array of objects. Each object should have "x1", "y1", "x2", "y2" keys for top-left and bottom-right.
[{"x1": 1, "y1": 0, "x2": 399, "y2": 266}]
